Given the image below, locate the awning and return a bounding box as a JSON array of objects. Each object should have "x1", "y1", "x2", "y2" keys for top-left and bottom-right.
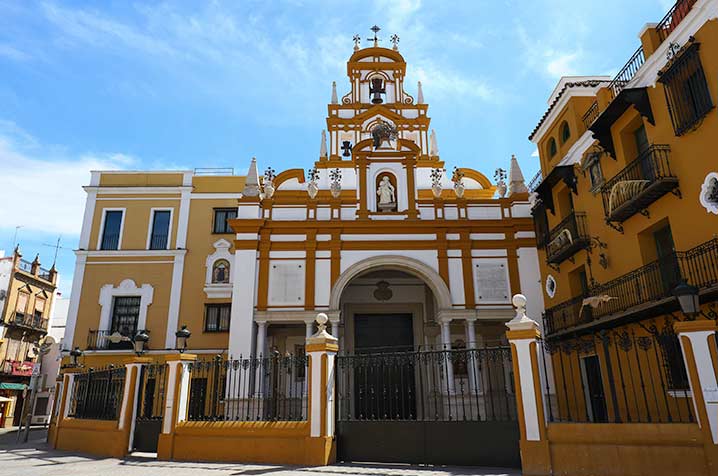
[{"x1": 0, "y1": 383, "x2": 27, "y2": 391}]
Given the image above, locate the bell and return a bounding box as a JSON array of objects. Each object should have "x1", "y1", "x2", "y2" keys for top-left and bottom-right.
[
  {"x1": 342, "y1": 141, "x2": 353, "y2": 157},
  {"x1": 370, "y1": 78, "x2": 385, "y2": 104}
]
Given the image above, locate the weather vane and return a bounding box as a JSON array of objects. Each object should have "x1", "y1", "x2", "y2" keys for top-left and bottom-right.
[
  {"x1": 353, "y1": 34, "x2": 361, "y2": 51},
  {"x1": 368, "y1": 25, "x2": 381, "y2": 47},
  {"x1": 390, "y1": 34, "x2": 399, "y2": 50}
]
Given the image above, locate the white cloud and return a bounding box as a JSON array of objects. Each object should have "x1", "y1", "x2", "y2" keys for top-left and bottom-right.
[
  {"x1": 0, "y1": 44, "x2": 31, "y2": 61},
  {"x1": 0, "y1": 121, "x2": 135, "y2": 235},
  {"x1": 531, "y1": 147, "x2": 539, "y2": 157},
  {"x1": 545, "y1": 50, "x2": 581, "y2": 78}
]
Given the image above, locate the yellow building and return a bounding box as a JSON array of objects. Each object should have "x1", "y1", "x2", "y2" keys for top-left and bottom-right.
[
  {"x1": 528, "y1": 0, "x2": 718, "y2": 425},
  {"x1": 58, "y1": 34, "x2": 542, "y2": 466},
  {"x1": 0, "y1": 248, "x2": 57, "y2": 428}
]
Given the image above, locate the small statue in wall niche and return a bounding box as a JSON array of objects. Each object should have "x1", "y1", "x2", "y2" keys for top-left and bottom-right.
[
  {"x1": 494, "y1": 168, "x2": 507, "y2": 198},
  {"x1": 377, "y1": 176, "x2": 396, "y2": 212},
  {"x1": 371, "y1": 120, "x2": 398, "y2": 149}
]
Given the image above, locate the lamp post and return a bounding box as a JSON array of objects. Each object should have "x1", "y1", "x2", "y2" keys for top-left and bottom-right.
[
  {"x1": 175, "y1": 325, "x2": 191, "y2": 353},
  {"x1": 133, "y1": 330, "x2": 150, "y2": 356},
  {"x1": 674, "y1": 281, "x2": 700, "y2": 319},
  {"x1": 69, "y1": 347, "x2": 83, "y2": 367}
]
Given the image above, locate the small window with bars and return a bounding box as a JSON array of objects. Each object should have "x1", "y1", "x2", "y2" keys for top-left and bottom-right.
[
  {"x1": 205, "y1": 303, "x2": 231, "y2": 332},
  {"x1": 213, "y1": 208, "x2": 237, "y2": 234},
  {"x1": 658, "y1": 42, "x2": 713, "y2": 136},
  {"x1": 110, "y1": 296, "x2": 141, "y2": 336}
]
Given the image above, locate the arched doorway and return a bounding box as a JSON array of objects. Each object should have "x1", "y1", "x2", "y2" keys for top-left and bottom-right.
[{"x1": 332, "y1": 257, "x2": 520, "y2": 468}]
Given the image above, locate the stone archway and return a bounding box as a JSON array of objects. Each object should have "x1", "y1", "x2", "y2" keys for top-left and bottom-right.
[{"x1": 328, "y1": 255, "x2": 452, "y2": 313}]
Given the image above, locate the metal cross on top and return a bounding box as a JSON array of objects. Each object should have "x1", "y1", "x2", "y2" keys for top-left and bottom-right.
[
  {"x1": 390, "y1": 34, "x2": 399, "y2": 50},
  {"x1": 368, "y1": 25, "x2": 381, "y2": 47}
]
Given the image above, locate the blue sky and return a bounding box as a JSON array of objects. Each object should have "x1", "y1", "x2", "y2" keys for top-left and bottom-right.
[{"x1": 0, "y1": 0, "x2": 674, "y2": 296}]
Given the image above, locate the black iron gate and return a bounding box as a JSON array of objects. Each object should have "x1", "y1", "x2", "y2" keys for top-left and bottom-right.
[
  {"x1": 336, "y1": 346, "x2": 520, "y2": 468},
  {"x1": 133, "y1": 363, "x2": 166, "y2": 453}
]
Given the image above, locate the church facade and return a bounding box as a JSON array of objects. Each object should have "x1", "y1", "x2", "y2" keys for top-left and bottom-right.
[{"x1": 62, "y1": 43, "x2": 542, "y2": 366}]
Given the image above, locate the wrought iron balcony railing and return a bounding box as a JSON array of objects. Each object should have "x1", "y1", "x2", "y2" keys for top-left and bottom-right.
[
  {"x1": 582, "y1": 101, "x2": 600, "y2": 129},
  {"x1": 657, "y1": 0, "x2": 698, "y2": 43},
  {"x1": 545, "y1": 212, "x2": 590, "y2": 265},
  {"x1": 528, "y1": 170, "x2": 543, "y2": 193},
  {"x1": 12, "y1": 312, "x2": 48, "y2": 332},
  {"x1": 607, "y1": 47, "x2": 646, "y2": 101},
  {"x1": 600, "y1": 145, "x2": 678, "y2": 229},
  {"x1": 87, "y1": 329, "x2": 150, "y2": 350},
  {"x1": 544, "y1": 237, "x2": 718, "y2": 337}
]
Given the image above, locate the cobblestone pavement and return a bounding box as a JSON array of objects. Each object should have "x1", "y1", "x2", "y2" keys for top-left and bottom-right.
[{"x1": 0, "y1": 428, "x2": 520, "y2": 476}]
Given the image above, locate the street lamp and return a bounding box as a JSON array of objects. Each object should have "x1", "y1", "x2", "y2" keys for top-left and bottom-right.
[
  {"x1": 133, "y1": 330, "x2": 150, "y2": 356},
  {"x1": 674, "y1": 281, "x2": 700, "y2": 318},
  {"x1": 69, "y1": 347, "x2": 83, "y2": 367},
  {"x1": 175, "y1": 325, "x2": 191, "y2": 353}
]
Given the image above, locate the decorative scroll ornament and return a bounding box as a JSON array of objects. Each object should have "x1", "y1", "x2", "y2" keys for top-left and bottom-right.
[
  {"x1": 495, "y1": 167, "x2": 508, "y2": 198},
  {"x1": 373, "y1": 280, "x2": 393, "y2": 301},
  {"x1": 263, "y1": 167, "x2": 276, "y2": 199},
  {"x1": 430, "y1": 167, "x2": 445, "y2": 198},
  {"x1": 307, "y1": 166, "x2": 319, "y2": 199},
  {"x1": 545, "y1": 275, "x2": 557, "y2": 299},
  {"x1": 700, "y1": 172, "x2": 718, "y2": 215},
  {"x1": 452, "y1": 167, "x2": 465, "y2": 198},
  {"x1": 330, "y1": 168, "x2": 342, "y2": 198}
]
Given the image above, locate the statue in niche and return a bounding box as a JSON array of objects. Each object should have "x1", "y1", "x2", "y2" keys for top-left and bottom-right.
[
  {"x1": 371, "y1": 120, "x2": 398, "y2": 149},
  {"x1": 377, "y1": 176, "x2": 397, "y2": 212}
]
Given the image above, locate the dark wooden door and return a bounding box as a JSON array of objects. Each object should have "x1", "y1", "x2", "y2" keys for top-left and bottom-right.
[
  {"x1": 654, "y1": 225, "x2": 680, "y2": 294},
  {"x1": 354, "y1": 313, "x2": 414, "y2": 353},
  {"x1": 582, "y1": 355, "x2": 608, "y2": 423}
]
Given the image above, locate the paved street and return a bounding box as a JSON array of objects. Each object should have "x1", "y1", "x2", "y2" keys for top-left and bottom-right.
[{"x1": 0, "y1": 428, "x2": 519, "y2": 476}]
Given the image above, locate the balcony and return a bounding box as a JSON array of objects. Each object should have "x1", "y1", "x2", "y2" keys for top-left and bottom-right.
[
  {"x1": 12, "y1": 312, "x2": 48, "y2": 332},
  {"x1": 545, "y1": 212, "x2": 590, "y2": 266},
  {"x1": 528, "y1": 170, "x2": 543, "y2": 193},
  {"x1": 582, "y1": 101, "x2": 599, "y2": 130},
  {"x1": 600, "y1": 145, "x2": 678, "y2": 230},
  {"x1": 87, "y1": 329, "x2": 151, "y2": 350},
  {"x1": 544, "y1": 237, "x2": 718, "y2": 337},
  {"x1": 657, "y1": 0, "x2": 698, "y2": 43}
]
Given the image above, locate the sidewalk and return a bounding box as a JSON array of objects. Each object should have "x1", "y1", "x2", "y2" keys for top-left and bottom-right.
[{"x1": 0, "y1": 427, "x2": 519, "y2": 476}]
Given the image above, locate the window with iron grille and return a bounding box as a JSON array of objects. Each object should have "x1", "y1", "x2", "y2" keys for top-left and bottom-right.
[
  {"x1": 204, "y1": 303, "x2": 231, "y2": 332},
  {"x1": 213, "y1": 208, "x2": 237, "y2": 234},
  {"x1": 658, "y1": 42, "x2": 713, "y2": 136},
  {"x1": 110, "y1": 296, "x2": 141, "y2": 336}
]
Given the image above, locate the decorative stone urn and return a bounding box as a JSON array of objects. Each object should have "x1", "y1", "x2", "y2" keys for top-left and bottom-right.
[
  {"x1": 432, "y1": 184, "x2": 443, "y2": 198},
  {"x1": 454, "y1": 181, "x2": 465, "y2": 199},
  {"x1": 330, "y1": 168, "x2": 342, "y2": 199},
  {"x1": 330, "y1": 182, "x2": 341, "y2": 198},
  {"x1": 307, "y1": 181, "x2": 319, "y2": 199},
  {"x1": 263, "y1": 180, "x2": 275, "y2": 199}
]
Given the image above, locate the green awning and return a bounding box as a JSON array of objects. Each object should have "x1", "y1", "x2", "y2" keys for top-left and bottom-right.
[{"x1": 0, "y1": 383, "x2": 27, "y2": 390}]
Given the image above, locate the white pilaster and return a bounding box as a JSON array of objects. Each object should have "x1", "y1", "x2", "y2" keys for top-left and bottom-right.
[
  {"x1": 62, "y1": 373, "x2": 75, "y2": 419},
  {"x1": 305, "y1": 319, "x2": 314, "y2": 340},
  {"x1": 228, "y1": 246, "x2": 258, "y2": 359},
  {"x1": 465, "y1": 318, "x2": 479, "y2": 393},
  {"x1": 678, "y1": 329, "x2": 718, "y2": 443},
  {"x1": 62, "y1": 254, "x2": 87, "y2": 351},
  {"x1": 164, "y1": 253, "x2": 186, "y2": 348},
  {"x1": 440, "y1": 320, "x2": 455, "y2": 393},
  {"x1": 256, "y1": 321, "x2": 267, "y2": 357}
]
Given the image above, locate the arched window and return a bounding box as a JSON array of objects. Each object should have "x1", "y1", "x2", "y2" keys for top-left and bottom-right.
[
  {"x1": 560, "y1": 121, "x2": 571, "y2": 143},
  {"x1": 212, "y1": 260, "x2": 230, "y2": 284},
  {"x1": 548, "y1": 138, "x2": 557, "y2": 158}
]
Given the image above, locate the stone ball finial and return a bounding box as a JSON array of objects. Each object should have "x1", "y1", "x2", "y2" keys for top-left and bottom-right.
[
  {"x1": 512, "y1": 294, "x2": 527, "y2": 309},
  {"x1": 316, "y1": 312, "x2": 328, "y2": 325}
]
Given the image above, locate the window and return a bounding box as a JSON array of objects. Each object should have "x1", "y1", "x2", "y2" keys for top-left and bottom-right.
[
  {"x1": 110, "y1": 296, "x2": 141, "y2": 336},
  {"x1": 658, "y1": 333, "x2": 690, "y2": 390},
  {"x1": 548, "y1": 138, "x2": 557, "y2": 158},
  {"x1": 34, "y1": 297, "x2": 45, "y2": 319},
  {"x1": 213, "y1": 208, "x2": 237, "y2": 234},
  {"x1": 204, "y1": 303, "x2": 231, "y2": 332},
  {"x1": 149, "y1": 210, "x2": 171, "y2": 250},
  {"x1": 584, "y1": 153, "x2": 604, "y2": 191},
  {"x1": 658, "y1": 42, "x2": 714, "y2": 136},
  {"x1": 15, "y1": 292, "x2": 29, "y2": 314},
  {"x1": 100, "y1": 210, "x2": 123, "y2": 250},
  {"x1": 212, "y1": 260, "x2": 230, "y2": 284},
  {"x1": 560, "y1": 121, "x2": 571, "y2": 143}
]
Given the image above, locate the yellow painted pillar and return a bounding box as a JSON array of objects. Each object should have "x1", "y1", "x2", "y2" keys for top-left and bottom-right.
[
  {"x1": 305, "y1": 313, "x2": 339, "y2": 466},
  {"x1": 157, "y1": 353, "x2": 197, "y2": 461},
  {"x1": 50, "y1": 371, "x2": 76, "y2": 449},
  {"x1": 505, "y1": 294, "x2": 552, "y2": 476},
  {"x1": 675, "y1": 320, "x2": 718, "y2": 476}
]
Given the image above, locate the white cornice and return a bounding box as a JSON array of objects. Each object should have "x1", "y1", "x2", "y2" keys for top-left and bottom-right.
[
  {"x1": 84, "y1": 186, "x2": 192, "y2": 194},
  {"x1": 557, "y1": 130, "x2": 596, "y2": 166},
  {"x1": 75, "y1": 249, "x2": 187, "y2": 257},
  {"x1": 530, "y1": 86, "x2": 605, "y2": 145}
]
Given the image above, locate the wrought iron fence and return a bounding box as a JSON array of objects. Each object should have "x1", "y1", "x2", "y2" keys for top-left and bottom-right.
[
  {"x1": 69, "y1": 365, "x2": 126, "y2": 420},
  {"x1": 337, "y1": 346, "x2": 516, "y2": 422},
  {"x1": 186, "y1": 353, "x2": 308, "y2": 422},
  {"x1": 544, "y1": 237, "x2": 718, "y2": 336},
  {"x1": 539, "y1": 322, "x2": 694, "y2": 424},
  {"x1": 657, "y1": 0, "x2": 698, "y2": 42},
  {"x1": 137, "y1": 363, "x2": 167, "y2": 421},
  {"x1": 528, "y1": 170, "x2": 543, "y2": 193},
  {"x1": 545, "y1": 212, "x2": 590, "y2": 265},
  {"x1": 87, "y1": 329, "x2": 150, "y2": 350},
  {"x1": 582, "y1": 101, "x2": 600, "y2": 129}
]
